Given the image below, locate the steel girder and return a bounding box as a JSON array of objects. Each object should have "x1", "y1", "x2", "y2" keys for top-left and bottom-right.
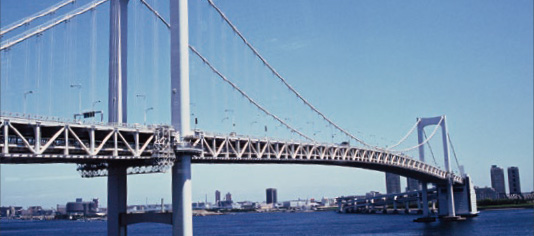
[
  {"x1": 185, "y1": 132, "x2": 463, "y2": 184},
  {"x1": 0, "y1": 115, "x2": 463, "y2": 184}
]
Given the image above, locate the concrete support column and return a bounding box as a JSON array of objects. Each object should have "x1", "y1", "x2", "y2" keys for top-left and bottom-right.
[
  {"x1": 172, "y1": 155, "x2": 192, "y2": 236},
  {"x1": 446, "y1": 178, "x2": 456, "y2": 217},
  {"x1": 108, "y1": 164, "x2": 127, "y2": 236},
  {"x1": 441, "y1": 119, "x2": 456, "y2": 217},
  {"x1": 421, "y1": 182, "x2": 429, "y2": 217}
]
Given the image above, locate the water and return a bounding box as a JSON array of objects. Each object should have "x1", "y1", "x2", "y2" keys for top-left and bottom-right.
[{"x1": 1, "y1": 209, "x2": 533, "y2": 235}]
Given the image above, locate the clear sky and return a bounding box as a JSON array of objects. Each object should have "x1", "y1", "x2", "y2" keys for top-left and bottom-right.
[{"x1": 1, "y1": 0, "x2": 532, "y2": 208}]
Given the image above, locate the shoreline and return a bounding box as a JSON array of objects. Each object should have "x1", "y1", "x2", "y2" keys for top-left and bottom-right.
[{"x1": 477, "y1": 204, "x2": 533, "y2": 211}]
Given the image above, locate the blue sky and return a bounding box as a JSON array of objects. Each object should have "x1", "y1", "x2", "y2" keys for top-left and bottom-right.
[{"x1": 1, "y1": 0, "x2": 532, "y2": 208}]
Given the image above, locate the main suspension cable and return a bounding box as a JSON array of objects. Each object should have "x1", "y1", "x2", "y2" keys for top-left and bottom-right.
[
  {"x1": 1, "y1": 0, "x2": 75, "y2": 36},
  {"x1": 140, "y1": 0, "x2": 170, "y2": 29},
  {"x1": 0, "y1": 0, "x2": 109, "y2": 51},
  {"x1": 389, "y1": 116, "x2": 444, "y2": 153},
  {"x1": 189, "y1": 45, "x2": 314, "y2": 142},
  {"x1": 423, "y1": 129, "x2": 439, "y2": 166},
  {"x1": 447, "y1": 133, "x2": 462, "y2": 172},
  {"x1": 205, "y1": 0, "x2": 380, "y2": 149},
  {"x1": 386, "y1": 119, "x2": 420, "y2": 150}
]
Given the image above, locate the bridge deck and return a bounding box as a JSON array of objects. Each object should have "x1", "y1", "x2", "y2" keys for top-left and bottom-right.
[{"x1": 0, "y1": 115, "x2": 462, "y2": 184}]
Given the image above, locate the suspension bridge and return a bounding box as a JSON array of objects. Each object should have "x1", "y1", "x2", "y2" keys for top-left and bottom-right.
[{"x1": 0, "y1": 0, "x2": 478, "y2": 235}]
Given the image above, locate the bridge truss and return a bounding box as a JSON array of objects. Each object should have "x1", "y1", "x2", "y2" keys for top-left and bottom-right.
[{"x1": 0, "y1": 114, "x2": 462, "y2": 184}]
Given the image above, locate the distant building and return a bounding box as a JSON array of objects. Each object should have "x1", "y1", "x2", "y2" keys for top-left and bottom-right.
[
  {"x1": 266, "y1": 188, "x2": 277, "y2": 204},
  {"x1": 474, "y1": 186, "x2": 498, "y2": 200},
  {"x1": 406, "y1": 178, "x2": 421, "y2": 192},
  {"x1": 238, "y1": 201, "x2": 258, "y2": 210},
  {"x1": 225, "y1": 192, "x2": 232, "y2": 202},
  {"x1": 490, "y1": 165, "x2": 506, "y2": 197},
  {"x1": 215, "y1": 190, "x2": 221, "y2": 205},
  {"x1": 385, "y1": 172, "x2": 401, "y2": 194},
  {"x1": 66, "y1": 198, "x2": 99, "y2": 216},
  {"x1": 192, "y1": 202, "x2": 209, "y2": 210},
  {"x1": 56, "y1": 204, "x2": 67, "y2": 215},
  {"x1": 0, "y1": 206, "x2": 23, "y2": 217},
  {"x1": 508, "y1": 167, "x2": 521, "y2": 195},
  {"x1": 365, "y1": 191, "x2": 380, "y2": 198}
]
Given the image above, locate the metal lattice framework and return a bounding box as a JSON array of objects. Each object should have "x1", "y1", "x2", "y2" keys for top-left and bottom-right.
[
  {"x1": 0, "y1": 114, "x2": 175, "y2": 177},
  {"x1": 0, "y1": 114, "x2": 462, "y2": 184},
  {"x1": 185, "y1": 131, "x2": 463, "y2": 184}
]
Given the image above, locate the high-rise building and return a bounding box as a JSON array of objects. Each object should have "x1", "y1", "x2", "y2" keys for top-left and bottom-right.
[
  {"x1": 225, "y1": 192, "x2": 232, "y2": 202},
  {"x1": 507, "y1": 167, "x2": 521, "y2": 195},
  {"x1": 215, "y1": 190, "x2": 221, "y2": 204},
  {"x1": 490, "y1": 165, "x2": 506, "y2": 197},
  {"x1": 266, "y1": 188, "x2": 277, "y2": 204},
  {"x1": 385, "y1": 172, "x2": 401, "y2": 194},
  {"x1": 406, "y1": 177, "x2": 421, "y2": 192}
]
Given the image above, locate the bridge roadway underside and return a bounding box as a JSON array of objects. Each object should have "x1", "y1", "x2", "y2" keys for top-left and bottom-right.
[
  {"x1": 1, "y1": 155, "x2": 448, "y2": 184},
  {"x1": 190, "y1": 158, "x2": 450, "y2": 184}
]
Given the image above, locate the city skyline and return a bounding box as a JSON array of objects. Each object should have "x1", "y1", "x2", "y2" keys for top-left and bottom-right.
[{"x1": 1, "y1": 0, "x2": 532, "y2": 208}]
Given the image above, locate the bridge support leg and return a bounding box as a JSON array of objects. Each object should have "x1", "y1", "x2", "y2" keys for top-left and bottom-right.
[
  {"x1": 421, "y1": 182, "x2": 429, "y2": 217},
  {"x1": 108, "y1": 164, "x2": 127, "y2": 236},
  {"x1": 172, "y1": 155, "x2": 192, "y2": 236},
  {"x1": 446, "y1": 179, "x2": 456, "y2": 217}
]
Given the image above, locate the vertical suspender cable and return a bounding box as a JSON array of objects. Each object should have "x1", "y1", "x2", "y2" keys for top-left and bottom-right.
[
  {"x1": 90, "y1": 8, "x2": 97, "y2": 112},
  {"x1": 447, "y1": 133, "x2": 462, "y2": 172},
  {"x1": 48, "y1": 26, "x2": 54, "y2": 115},
  {"x1": 423, "y1": 129, "x2": 439, "y2": 167},
  {"x1": 152, "y1": 0, "x2": 159, "y2": 123}
]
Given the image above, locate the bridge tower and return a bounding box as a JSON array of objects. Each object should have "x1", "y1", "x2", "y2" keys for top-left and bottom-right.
[
  {"x1": 416, "y1": 115, "x2": 477, "y2": 220},
  {"x1": 417, "y1": 115, "x2": 456, "y2": 219},
  {"x1": 107, "y1": 0, "x2": 129, "y2": 235},
  {"x1": 416, "y1": 116, "x2": 454, "y2": 219},
  {"x1": 106, "y1": 0, "x2": 193, "y2": 235},
  {"x1": 170, "y1": 0, "x2": 193, "y2": 235}
]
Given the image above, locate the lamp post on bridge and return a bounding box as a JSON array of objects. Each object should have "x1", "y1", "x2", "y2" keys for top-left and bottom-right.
[
  {"x1": 136, "y1": 94, "x2": 148, "y2": 124},
  {"x1": 23, "y1": 90, "x2": 33, "y2": 114},
  {"x1": 144, "y1": 107, "x2": 153, "y2": 125},
  {"x1": 92, "y1": 100, "x2": 102, "y2": 121},
  {"x1": 92, "y1": 100, "x2": 102, "y2": 110},
  {"x1": 223, "y1": 109, "x2": 235, "y2": 131}
]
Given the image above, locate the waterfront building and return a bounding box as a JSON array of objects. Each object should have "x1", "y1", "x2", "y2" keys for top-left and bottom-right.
[
  {"x1": 406, "y1": 177, "x2": 421, "y2": 192},
  {"x1": 490, "y1": 165, "x2": 506, "y2": 197},
  {"x1": 225, "y1": 192, "x2": 232, "y2": 202},
  {"x1": 266, "y1": 188, "x2": 277, "y2": 204},
  {"x1": 385, "y1": 172, "x2": 401, "y2": 194},
  {"x1": 66, "y1": 198, "x2": 99, "y2": 216},
  {"x1": 0, "y1": 206, "x2": 23, "y2": 217},
  {"x1": 474, "y1": 186, "x2": 498, "y2": 200},
  {"x1": 192, "y1": 202, "x2": 209, "y2": 210},
  {"x1": 507, "y1": 167, "x2": 521, "y2": 195}
]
